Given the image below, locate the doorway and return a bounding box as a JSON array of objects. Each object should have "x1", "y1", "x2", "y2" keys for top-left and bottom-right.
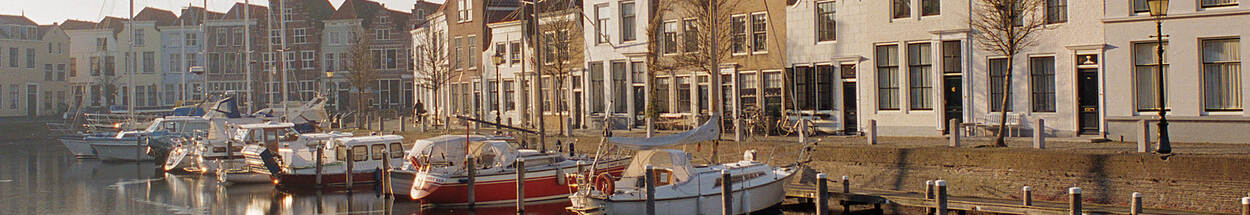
[
  {"x1": 943, "y1": 76, "x2": 963, "y2": 134},
  {"x1": 842, "y1": 82, "x2": 857, "y2": 135},
  {"x1": 1077, "y1": 69, "x2": 1100, "y2": 135},
  {"x1": 27, "y1": 84, "x2": 38, "y2": 117}
]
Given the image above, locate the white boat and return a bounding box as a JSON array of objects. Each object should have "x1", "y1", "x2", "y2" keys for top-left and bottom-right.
[
  {"x1": 88, "y1": 116, "x2": 212, "y2": 162},
  {"x1": 568, "y1": 150, "x2": 796, "y2": 215},
  {"x1": 58, "y1": 135, "x2": 99, "y2": 158},
  {"x1": 217, "y1": 168, "x2": 273, "y2": 184},
  {"x1": 393, "y1": 135, "x2": 629, "y2": 204},
  {"x1": 567, "y1": 115, "x2": 800, "y2": 215},
  {"x1": 246, "y1": 132, "x2": 402, "y2": 187},
  {"x1": 91, "y1": 137, "x2": 154, "y2": 161}
]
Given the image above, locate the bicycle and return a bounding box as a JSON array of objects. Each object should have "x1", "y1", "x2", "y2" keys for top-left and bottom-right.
[{"x1": 776, "y1": 113, "x2": 815, "y2": 136}]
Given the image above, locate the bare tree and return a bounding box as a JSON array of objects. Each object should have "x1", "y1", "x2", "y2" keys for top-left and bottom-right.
[
  {"x1": 668, "y1": 0, "x2": 739, "y2": 126},
  {"x1": 535, "y1": 0, "x2": 583, "y2": 136},
  {"x1": 971, "y1": 0, "x2": 1046, "y2": 147},
  {"x1": 414, "y1": 28, "x2": 452, "y2": 125},
  {"x1": 348, "y1": 30, "x2": 379, "y2": 119},
  {"x1": 644, "y1": 1, "x2": 677, "y2": 126}
]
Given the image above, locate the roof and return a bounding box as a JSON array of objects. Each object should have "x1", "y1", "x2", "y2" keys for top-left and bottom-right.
[
  {"x1": 37, "y1": 25, "x2": 53, "y2": 39},
  {"x1": 98, "y1": 17, "x2": 129, "y2": 34},
  {"x1": 0, "y1": 14, "x2": 37, "y2": 26},
  {"x1": 135, "y1": 7, "x2": 178, "y2": 25},
  {"x1": 173, "y1": 7, "x2": 224, "y2": 26},
  {"x1": 221, "y1": 3, "x2": 269, "y2": 20},
  {"x1": 330, "y1": 0, "x2": 411, "y2": 30},
  {"x1": 60, "y1": 19, "x2": 97, "y2": 30}
]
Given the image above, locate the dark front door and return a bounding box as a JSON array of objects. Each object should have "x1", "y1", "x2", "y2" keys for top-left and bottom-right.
[
  {"x1": 842, "y1": 82, "x2": 857, "y2": 135},
  {"x1": 27, "y1": 85, "x2": 37, "y2": 117},
  {"x1": 1078, "y1": 69, "x2": 1100, "y2": 134},
  {"x1": 943, "y1": 76, "x2": 963, "y2": 134}
]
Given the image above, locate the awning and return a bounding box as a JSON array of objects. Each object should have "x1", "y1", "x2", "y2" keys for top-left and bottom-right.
[{"x1": 606, "y1": 115, "x2": 721, "y2": 150}]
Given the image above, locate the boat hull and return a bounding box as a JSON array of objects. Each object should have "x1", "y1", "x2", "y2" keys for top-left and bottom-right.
[
  {"x1": 92, "y1": 143, "x2": 154, "y2": 161},
  {"x1": 412, "y1": 163, "x2": 628, "y2": 206},
  {"x1": 387, "y1": 170, "x2": 415, "y2": 197},
  {"x1": 59, "y1": 137, "x2": 96, "y2": 158},
  {"x1": 273, "y1": 171, "x2": 381, "y2": 187},
  {"x1": 218, "y1": 170, "x2": 273, "y2": 184},
  {"x1": 572, "y1": 174, "x2": 791, "y2": 215}
]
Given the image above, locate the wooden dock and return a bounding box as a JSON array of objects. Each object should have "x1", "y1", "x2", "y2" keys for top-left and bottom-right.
[{"x1": 784, "y1": 168, "x2": 1224, "y2": 215}]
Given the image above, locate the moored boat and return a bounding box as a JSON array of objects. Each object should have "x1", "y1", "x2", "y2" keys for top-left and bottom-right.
[{"x1": 246, "y1": 133, "x2": 402, "y2": 187}]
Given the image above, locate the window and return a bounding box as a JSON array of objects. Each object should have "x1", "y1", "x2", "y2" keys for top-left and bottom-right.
[
  {"x1": 26, "y1": 48, "x2": 35, "y2": 68},
  {"x1": 1046, "y1": 0, "x2": 1067, "y2": 24},
  {"x1": 816, "y1": 1, "x2": 836, "y2": 42},
  {"x1": 135, "y1": 29, "x2": 145, "y2": 46},
  {"x1": 186, "y1": 33, "x2": 197, "y2": 46},
  {"x1": 143, "y1": 52, "x2": 155, "y2": 74},
  {"x1": 750, "y1": 13, "x2": 767, "y2": 53},
  {"x1": 942, "y1": 41, "x2": 962, "y2": 74},
  {"x1": 907, "y1": 43, "x2": 932, "y2": 110},
  {"x1": 494, "y1": 42, "x2": 505, "y2": 64},
  {"x1": 662, "y1": 21, "x2": 678, "y2": 54},
  {"x1": 683, "y1": 19, "x2": 698, "y2": 53},
  {"x1": 989, "y1": 58, "x2": 1012, "y2": 112},
  {"x1": 104, "y1": 56, "x2": 115, "y2": 76},
  {"x1": 509, "y1": 42, "x2": 521, "y2": 64},
  {"x1": 270, "y1": 29, "x2": 281, "y2": 45},
  {"x1": 216, "y1": 31, "x2": 226, "y2": 46},
  {"x1": 453, "y1": 37, "x2": 462, "y2": 69},
  {"x1": 621, "y1": 2, "x2": 636, "y2": 42},
  {"x1": 282, "y1": 7, "x2": 293, "y2": 22},
  {"x1": 389, "y1": 143, "x2": 404, "y2": 158},
  {"x1": 97, "y1": 38, "x2": 108, "y2": 51},
  {"x1": 293, "y1": 28, "x2": 307, "y2": 44},
  {"x1": 739, "y1": 73, "x2": 758, "y2": 109},
  {"x1": 168, "y1": 54, "x2": 181, "y2": 74},
  {"x1": 44, "y1": 64, "x2": 53, "y2": 81},
  {"x1": 656, "y1": 77, "x2": 671, "y2": 113},
  {"x1": 1134, "y1": 42, "x2": 1167, "y2": 111},
  {"x1": 324, "y1": 53, "x2": 335, "y2": 71},
  {"x1": 1202, "y1": 0, "x2": 1239, "y2": 8},
  {"x1": 543, "y1": 32, "x2": 556, "y2": 64},
  {"x1": 136, "y1": 86, "x2": 146, "y2": 107},
  {"x1": 69, "y1": 59, "x2": 77, "y2": 77},
  {"x1": 458, "y1": 0, "x2": 472, "y2": 21},
  {"x1": 590, "y1": 62, "x2": 605, "y2": 113},
  {"x1": 284, "y1": 52, "x2": 297, "y2": 71},
  {"x1": 225, "y1": 53, "x2": 238, "y2": 73},
  {"x1": 631, "y1": 62, "x2": 645, "y2": 84},
  {"x1": 8, "y1": 48, "x2": 16, "y2": 67},
  {"x1": 301, "y1": 51, "x2": 315, "y2": 69},
  {"x1": 763, "y1": 72, "x2": 783, "y2": 112},
  {"x1": 612, "y1": 62, "x2": 628, "y2": 112},
  {"x1": 731, "y1": 15, "x2": 747, "y2": 54},
  {"x1": 232, "y1": 28, "x2": 242, "y2": 46},
  {"x1": 1202, "y1": 39, "x2": 1241, "y2": 111},
  {"x1": 352, "y1": 145, "x2": 369, "y2": 161},
  {"x1": 876, "y1": 45, "x2": 900, "y2": 110},
  {"x1": 595, "y1": 4, "x2": 609, "y2": 44},
  {"x1": 467, "y1": 35, "x2": 477, "y2": 69},
  {"x1": 376, "y1": 28, "x2": 391, "y2": 40},
  {"x1": 677, "y1": 76, "x2": 692, "y2": 113},
  {"x1": 148, "y1": 85, "x2": 158, "y2": 107},
  {"x1": 922, "y1": 0, "x2": 939, "y2": 16},
  {"x1": 893, "y1": 0, "x2": 911, "y2": 18},
  {"x1": 1030, "y1": 57, "x2": 1056, "y2": 112}
]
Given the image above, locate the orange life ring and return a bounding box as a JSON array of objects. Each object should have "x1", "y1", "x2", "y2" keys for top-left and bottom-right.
[{"x1": 593, "y1": 172, "x2": 614, "y2": 194}]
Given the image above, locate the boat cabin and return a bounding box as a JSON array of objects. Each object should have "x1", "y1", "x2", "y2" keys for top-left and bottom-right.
[
  {"x1": 232, "y1": 122, "x2": 299, "y2": 152},
  {"x1": 143, "y1": 116, "x2": 211, "y2": 137},
  {"x1": 619, "y1": 149, "x2": 694, "y2": 188},
  {"x1": 327, "y1": 135, "x2": 408, "y2": 168},
  {"x1": 405, "y1": 135, "x2": 548, "y2": 175}
]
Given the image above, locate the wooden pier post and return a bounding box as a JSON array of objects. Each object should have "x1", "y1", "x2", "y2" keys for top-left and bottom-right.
[
  {"x1": 315, "y1": 145, "x2": 323, "y2": 188},
  {"x1": 1131, "y1": 192, "x2": 1142, "y2": 215},
  {"x1": 925, "y1": 180, "x2": 934, "y2": 199},
  {"x1": 935, "y1": 180, "x2": 948, "y2": 215},
  {"x1": 346, "y1": 146, "x2": 354, "y2": 189},
  {"x1": 842, "y1": 176, "x2": 850, "y2": 193},
  {"x1": 721, "y1": 170, "x2": 733, "y2": 215},
  {"x1": 1241, "y1": 197, "x2": 1249, "y2": 215},
  {"x1": 379, "y1": 114, "x2": 386, "y2": 131},
  {"x1": 382, "y1": 147, "x2": 391, "y2": 197},
  {"x1": 400, "y1": 115, "x2": 406, "y2": 132},
  {"x1": 516, "y1": 158, "x2": 526, "y2": 214},
  {"x1": 1023, "y1": 186, "x2": 1033, "y2": 206},
  {"x1": 816, "y1": 173, "x2": 828, "y2": 215},
  {"x1": 1069, "y1": 187, "x2": 1082, "y2": 215},
  {"x1": 645, "y1": 165, "x2": 656, "y2": 215},
  {"x1": 949, "y1": 119, "x2": 961, "y2": 147},
  {"x1": 1034, "y1": 118, "x2": 1046, "y2": 149},
  {"x1": 867, "y1": 120, "x2": 878, "y2": 145},
  {"x1": 467, "y1": 156, "x2": 476, "y2": 207}
]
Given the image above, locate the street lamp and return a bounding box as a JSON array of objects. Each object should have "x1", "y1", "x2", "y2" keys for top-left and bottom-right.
[
  {"x1": 1148, "y1": 0, "x2": 1171, "y2": 154},
  {"x1": 493, "y1": 52, "x2": 505, "y2": 130}
]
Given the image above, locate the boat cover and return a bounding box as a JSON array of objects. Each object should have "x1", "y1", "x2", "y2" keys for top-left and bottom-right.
[
  {"x1": 607, "y1": 116, "x2": 720, "y2": 150},
  {"x1": 406, "y1": 135, "x2": 517, "y2": 170},
  {"x1": 621, "y1": 149, "x2": 694, "y2": 184}
]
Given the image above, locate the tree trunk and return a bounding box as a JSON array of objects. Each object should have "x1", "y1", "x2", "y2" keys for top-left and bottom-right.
[
  {"x1": 993, "y1": 55, "x2": 1015, "y2": 147},
  {"x1": 556, "y1": 81, "x2": 566, "y2": 137}
]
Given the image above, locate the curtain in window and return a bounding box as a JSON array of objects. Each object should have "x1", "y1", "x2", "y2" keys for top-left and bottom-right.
[
  {"x1": 1030, "y1": 57, "x2": 1056, "y2": 112},
  {"x1": 1203, "y1": 39, "x2": 1241, "y2": 111},
  {"x1": 1134, "y1": 42, "x2": 1166, "y2": 111}
]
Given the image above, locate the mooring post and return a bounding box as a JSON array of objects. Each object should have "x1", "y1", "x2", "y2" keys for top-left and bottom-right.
[
  {"x1": 949, "y1": 119, "x2": 961, "y2": 147},
  {"x1": 1240, "y1": 197, "x2": 1250, "y2": 215},
  {"x1": 1131, "y1": 192, "x2": 1142, "y2": 215},
  {"x1": 399, "y1": 115, "x2": 406, "y2": 132},
  {"x1": 935, "y1": 180, "x2": 948, "y2": 215},
  {"x1": 816, "y1": 173, "x2": 829, "y2": 215},
  {"x1": 315, "y1": 145, "x2": 323, "y2": 188},
  {"x1": 1023, "y1": 186, "x2": 1033, "y2": 206},
  {"x1": 516, "y1": 158, "x2": 526, "y2": 214},
  {"x1": 646, "y1": 117, "x2": 655, "y2": 138},
  {"x1": 346, "y1": 146, "x2": 354, "y2": 189},
  {"x1": 722, "y1": 170, "x2": 733, "y2": 215},
  {"x1": 467, "y1": 156, "x2": 476, "y2": 207},
  {"x1": 1138, "y1": 120, "x2": 1151, "y2": 153},
  {"x1": 867, "y1": 120, "x2": 878, "y2": 145},
  {"x1": 925, "y1": 180, "x2": 934, "y2": 199},
  {"x1": 842, "y1": 176, "x2": 850, "y2": 193},
  {"x1": 645, "y1": 165, "x2": 656, "y2": 215},
  {"x1": 799, "y1": 119, "x2": 808, "y2": 143},
  {"x1": 1070, "y1": 187, "x2": 1082, "y2": 215},
  {"x1": 379, "y1": 114, "x2": 386, "y2": 131},
  {"x1": 381, "y1": 147, "x2": 391, "y2": 197},
  {"x1": 1034, "y1": 118, "x2": 1046, "y2": 149}
]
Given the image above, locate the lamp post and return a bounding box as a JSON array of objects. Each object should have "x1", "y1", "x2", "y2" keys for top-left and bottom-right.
[
  {"x1": 1147, "y1": 0, "x2": 1171, "y2": 154},
  {"x1": 493, "y1": 53, "x2": 505, "y2": 130}
]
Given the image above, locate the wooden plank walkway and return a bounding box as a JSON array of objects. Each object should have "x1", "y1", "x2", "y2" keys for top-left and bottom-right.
[{"x1": 784, "y1": 170, "x2": 1225, "y2": 215}]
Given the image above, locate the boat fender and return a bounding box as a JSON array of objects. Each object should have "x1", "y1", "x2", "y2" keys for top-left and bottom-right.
[
  {"x1": 258, "y1": 149, "x2": 282, "y2": 175},
  {"x1": 594, "y1": 172, "x2": 615, "y2": 194}
]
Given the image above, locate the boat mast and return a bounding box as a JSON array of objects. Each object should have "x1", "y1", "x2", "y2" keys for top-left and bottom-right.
[
  {"x1": 180, "y1": 17, "x2": 187, "y2": 102},
  {"x1": 127, "y1": 0, "x2": 134, "y2": 119},
  {"x1": 279, "y1": 0, "x2": 289, "y2": 121},
  {"x1": 201, "y1": 0, "x2": 209, "y2": 100},
  {"x1": 244, "y1": 0, "x2": 252, "y2": 113}
]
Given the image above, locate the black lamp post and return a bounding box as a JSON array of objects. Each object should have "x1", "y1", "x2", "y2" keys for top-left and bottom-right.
[
  {"x1": 493, "y1": 52, "x2": 505, "y2": 130},
  {"x1": 1148, "y1": 0, "x2": 1171, "y2": 154}
]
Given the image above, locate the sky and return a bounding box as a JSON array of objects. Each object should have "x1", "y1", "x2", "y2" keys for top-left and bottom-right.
[{"x1": 2, "y1": 0, "x2": 445, "y2": 25}]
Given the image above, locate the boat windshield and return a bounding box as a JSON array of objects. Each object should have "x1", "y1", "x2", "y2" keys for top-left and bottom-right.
[{"x1": 620, "y1": 149, "x2": 694, "y2": 185}]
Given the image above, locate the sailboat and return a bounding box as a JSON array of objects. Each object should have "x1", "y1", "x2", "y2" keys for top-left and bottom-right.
[{"x1": 567, "y1": 116, "x2": 799, "y2": 215}]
